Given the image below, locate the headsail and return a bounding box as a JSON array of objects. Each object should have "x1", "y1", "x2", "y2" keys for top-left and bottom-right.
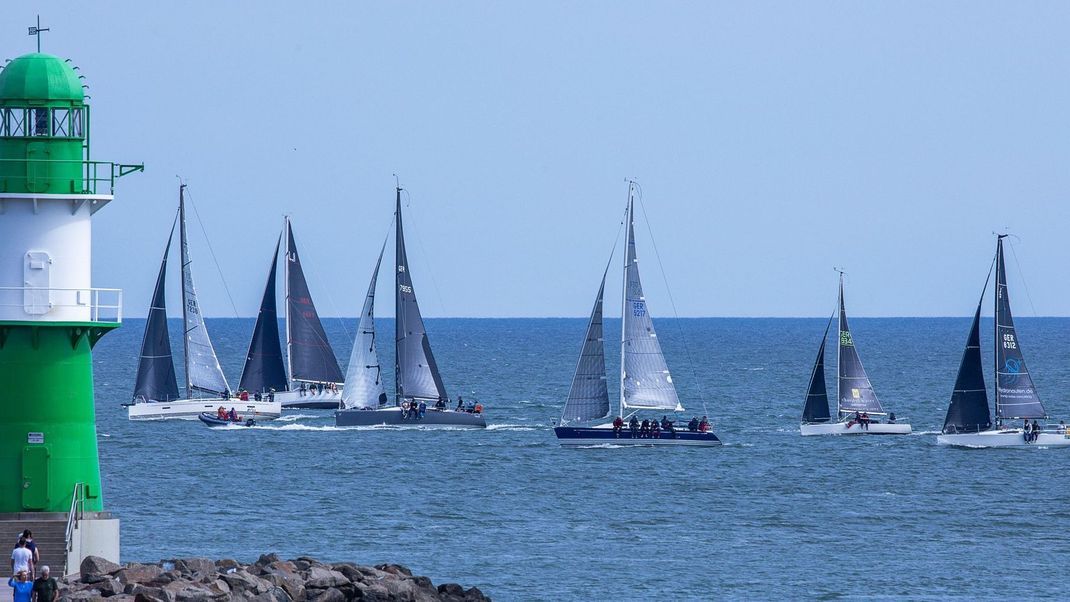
[
  {"x1": 285, "y1": 219, "x2": 344, "y2": 385},
  {"x1": 994, "y1": 236, "x2": 1046, "y2": 420},
  {"x1": 394, "y1": 188, "x2": 448, "y2": 403},
  {"x1": 179, "y1": 186, "x2": 229, "y2": 397},
  {"x1": 619, "y1": 192, "x2": 683, "y2": 412},
  {"x1": 943, "y1": 284, "x2": 992, "y2": 433},
  {"x1": 561, "y1": 272, "x2": 610, "y2": 423},
  {"x1": 836, "y1": 274, "x2": 884, "y2": 414},
  {"x1": 239, "y1": 236, "x2": 288, "y2": 394},
  {"x1": 132, "y1": 215, "x2": 180, "y2": 403},
  {"x1": 801, "y1": 314, "x2": 833, "y2": 423},
  {"x1": 341, "y1": 239, "x2": 387, "y2": 410}
]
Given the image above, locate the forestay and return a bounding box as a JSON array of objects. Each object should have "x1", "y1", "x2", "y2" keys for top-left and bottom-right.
[
  {"x1": 132, "y1": 216, "x2": 180, "y2": 403},
  {"x1": 620, "y1": 198, "x2": 683, "y2": 412},
  {"x1": 394, "y1": 188, "x2": 448, "y2": 403},
  {"x1": 561, "y1": 273, "x2": 610, "y2": 422},
  {"x1": 943, "y1": 289, "x2": 991, "y2": 433},
  {"x1": 341, "y1": 240, "x2": 387, "y2": 410},
  {"x1": 836, "y1": 277, "x2": 884, "y2": 414},
  {"x1": 802, "y1": 314, "x2": 833, "y2": 423},
  {"x1": 239, "y1": 236, "x2": 289, "y2": 394},
  {"x1": 179, "y1": 188, "x2": 229, "y2": 397},
  {"x1": 285, "y1": 220, "x2": 344, "y2": 385},
  {"x1": 994, "y1": 237, "x2": 1046, "y2": 420}
]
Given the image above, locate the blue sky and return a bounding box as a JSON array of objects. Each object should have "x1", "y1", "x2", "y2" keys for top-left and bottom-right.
[{"x1": 7, "y1": 2, "x2": 1069, "y2": 317}]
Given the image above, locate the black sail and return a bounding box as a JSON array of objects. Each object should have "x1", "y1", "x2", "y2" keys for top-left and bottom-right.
[
  {"x1": 994, "y1": 236, "x2": 1046, "y2": 419},
  {"x1": 132, "y1": 218, "x2": 180, "y2": 403},
  {"x1": 802, "y1": 314, "x2": 833, "y2": 423},
  {"x1": 239, "y1": 236, "x2": 289, "y2": 393},
  {"x1": 394, "y1": 188, "x2": 448, "y2": 403},
  {"x1": 837, "y1": 276, "x2": 885, "y2": 414},
  {"x1": 285, "y1": 220, "x2": 344, "y2": 384},
  {"x1": 942, "y1": 293, "x2": 991, "y2": 433}
]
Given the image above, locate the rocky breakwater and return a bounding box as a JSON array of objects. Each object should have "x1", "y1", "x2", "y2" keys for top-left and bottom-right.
[{"x1": 61, "y1": 554, "x2": 489, "y2": 602}]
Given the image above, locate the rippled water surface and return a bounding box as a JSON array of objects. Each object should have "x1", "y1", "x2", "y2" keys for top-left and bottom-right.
[{"x1": 93, "y1": 318, "x2": 1070, "y2": 600}]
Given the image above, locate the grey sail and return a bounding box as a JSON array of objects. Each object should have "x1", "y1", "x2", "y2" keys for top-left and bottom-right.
[
  {"x1": 394, "y1": 188, "x2": 448, "y2": 403},
  {"x1": 341, "y1": 240, "x2": 387, "y2": 410},
  {"x1": 285, "y1": 219, "x2": 344, "y2": 384},
  {"x1": 132, "y1": 216, "x2": 180, "y2": 403},
  {"x1": 942, "y1": 286, "x2": 992, "y2": 433},
  {"x1": 561, "y1": 273, "x2": 611, "y2": 423},
  {"x1": 836, "y1": 275, "x2": 884, "y2": 414},
  {"x1": 620, "y1": 194, "x2": 682, "y2": 412},
  {"x1": 994, "y1": 236, "x2": 1046, "y2": 420},
  {"x1": 801, "y1": 314, "x2": 833, "y2": 423},
  {"x1": 179, "y1": 186, "x2": 230, "y2": 397}
]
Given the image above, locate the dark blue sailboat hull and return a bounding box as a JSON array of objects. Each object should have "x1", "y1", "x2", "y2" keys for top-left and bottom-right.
[{"x1": 554, "y1": 426, "x2": 721, "y2": 447}]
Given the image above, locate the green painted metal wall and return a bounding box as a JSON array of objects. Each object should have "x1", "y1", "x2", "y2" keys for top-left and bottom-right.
[{"x1": 0, "y1": 323, "x2": 114, "y2": 512}]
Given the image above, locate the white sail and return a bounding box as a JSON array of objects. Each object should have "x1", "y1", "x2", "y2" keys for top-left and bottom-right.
[
  {"x1": 341, "y1": 243, "x2": 386, "y2": 410},
  {"x1": 179, "y1": 186, "x2": 229, "y2": 397},
  {"x1": 619, "y1": 192, "x2": 683, "y2": 412}
]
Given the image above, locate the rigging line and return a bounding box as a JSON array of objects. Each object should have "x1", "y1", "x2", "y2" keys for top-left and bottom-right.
[
  {"x1": 1006, "y1": 238, "x2": 1040, "y2": 318},
  {"x1": 402, "y1": 188, "x2": 449, "y2": 317},
  {"x1": 632, "y1": 182, "x2": 709, "y2": 418},
  {"x1": 183, "y1": 187, "x2": 240, "y2": 319}
]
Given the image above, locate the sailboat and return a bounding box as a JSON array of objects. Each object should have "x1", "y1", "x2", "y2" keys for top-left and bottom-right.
[
  {"x1": 334, "y1": 185, "x2": 486, "y2": 428},
  {"x1": 553, "y1": 183, "x2": 720, "y2": 447},
  {"x1": 128, "y1": 185, "x2": 282, "y2": 420},
  {"x1": 237, "y1": 218, "x2": 344, "y2": 409},
  {"x1": 937, "y1": 235, "x2": 1070, "y2": 448},
  {"x1": 799, "y1": 272, "x2": 911, "y2": 435}
]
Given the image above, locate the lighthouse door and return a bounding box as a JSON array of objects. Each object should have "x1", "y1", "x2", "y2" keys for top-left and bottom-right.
[
  {"x1": 24, "y1": 252, "x2": 53, "y2": 315},
  {"x1": 26, "y1": 142, "x2": 51, "y2": 193},
  {"x1": 21, "y1": 445, "x2": 51, "y2": 511}
]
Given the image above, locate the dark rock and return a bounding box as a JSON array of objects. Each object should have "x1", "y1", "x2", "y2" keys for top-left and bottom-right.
[
  {"x1": 265, "y1": 573, "x2": 304, "y2": 600},
  {"x1": 220, "y1": 570, "x2": 268, "y2": 595},
  {"x1": 375, "y1": 564, "x2": 412, "y2": 578},
  {"x1": 255, "y1": 553, "x2": 280, "y2": 567},
  {"x1": 247, "y1": 588, "x2": 291, "y2": 602},
  {"x1": 354, "y1": 582, "x2": 392, "y2": 602},
  {"x1": 62, "y1": 589, "x2": 104, "y2": 601},
  {"x1": 213, "y1": 559, "x2": 240, "y2": 571},
  {"x1": 81, "y1": 556, "x2": 122, "y2": 581},
  {"x1": 331, "y1": 563, "x2": 366, "y2": 584},
  {"x1": 438, "y1": 583, "x2": 465, "y2": 597},
  {"x1": 308, "y1": 587, "x2": 345, "y2": 602},
  {"x1": 259, "y1": 560, "x2": 299, "y2": 578},
  {"x1": 410, "y1": 576, "x2": 433, "y2": 590},
  {"x1": 464, "y1": 586, "x2": 490, "y2": 601},
  {"x1": 97, "y1": 577, "x2": 124, "y2": 597},
  {"x1": 171, "y1": 559, "x2": 217, "y2": 578},
  {"x1": 292, "y1": 560, "x2": 311, "y2": 571},
  {"x1": 305, "y1": 567, "x2": 349, "y2": 589},
  {"x1": 295, "y1": 556, "x2": 328, "y2": 569},
  {"x1": 116, "y1": 564, "x2": 164, "y2": 586},
  {"x1": 130, "y1": 585, "x2": 176, "y2": 602}
]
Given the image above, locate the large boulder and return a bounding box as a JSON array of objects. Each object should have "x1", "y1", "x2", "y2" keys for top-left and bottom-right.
[
  {"x1": 304, "y1": 566, "x2": 349, "y2": 589},
  {"x1": 115, "y1": 564, "x2": 164, "y2": 586},
  {"x1": 463, "y1": 586, "x2": 490, "y2": 601},
  {"x1": 129, "y1": 585, "x2": 175, "y2": 602},
  {"x1": 162, "y1": 581, "x2": 228, "y2": 602},
  {"x1": 308, "y1": 588, "x2": 346, "y2": 602},
  {"x1": 96, "y1": 577, "x2": 124, "y2": 597},
  {"x1": 62, "y1": 589, "x2": 104, "y2": 601},
  {"x1": 265, "y1": 572, "x2": 305, "y2": 600},
  {"x1": 81, "y1": 556, "x2": 121, "y2": 583},
  {"x1": 219, "y1": 570, "x2": 269, "y2": 596},
  {"x1": 171, "y1": 559, "x2": 217, "y2": 578},
  {"x1": 254, "y1": 553, "x2": 280, "y2": 567},
  {"x1": 375, "y1": 564, "x2": 412, "y2": 578}
]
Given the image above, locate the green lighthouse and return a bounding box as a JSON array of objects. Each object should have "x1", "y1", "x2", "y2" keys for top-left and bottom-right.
[{"x1": 0, "y1": 39, "x2": 141, "y2": 572}]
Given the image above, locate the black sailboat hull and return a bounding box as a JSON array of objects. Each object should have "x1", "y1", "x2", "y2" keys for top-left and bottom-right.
[{"x1": 554, "y1": 426, "x2": 721, "y2": 447}]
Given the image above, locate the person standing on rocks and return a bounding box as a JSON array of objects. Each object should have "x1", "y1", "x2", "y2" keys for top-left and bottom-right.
[
  {"x1": 32, "y1": 566, "x2": 57, "y2": 602},
  {"x1": 8, "y1": 570, "x2": 33, "y2": 602}
]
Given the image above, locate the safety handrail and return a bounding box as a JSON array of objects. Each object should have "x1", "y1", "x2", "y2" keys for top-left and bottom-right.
[
  {"x1": 64, "y1": 482, "x2": 85, "y2": 556},
  {"x1": 0, "y1": 287, "x2": 122, "y2": 323}
]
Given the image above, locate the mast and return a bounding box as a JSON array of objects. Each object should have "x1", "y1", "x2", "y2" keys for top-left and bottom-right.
[
  {"x1": 835, "y1": 270, "x2": 843, "y2": 419},
  {"x1": 394, "y1": 186, "x2": 402, "y2": 404},
  {"x1": 618, "y1": 183, "x2": 633, "y2": 420},
  {"x1": 179, "y1": 184, "x2": 192, "y2": 398},
  {"x1": 283, "y1": 216, "x2": 294, "y2": 385}
]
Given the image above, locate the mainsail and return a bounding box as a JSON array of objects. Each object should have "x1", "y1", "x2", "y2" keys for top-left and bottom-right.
[
  {"x1": 341, "y1": 240, "x2": 387, "y2": 410},
  {"x1": 132, "y1": 216, "x2": 180, "y2": 403},
  {"x1": 561, "y1": 273, "x2": 610, "y2": 423},
  {"x1": 285, "y1": 219, "x2": 344, "y2": 385},
  {"x1": 942, "y1": 289, "x2": 991, "y2": 433},
  {"x1": 801, "y1": 314, "x2": 833, "y2": 423},
  {"x1": 179, "y1": 186, "x2": 229, "y2": 397},
  {"x1": 619, "y1": 194, "x2": 682, "y2": 412},
  {"x1": 239, "y1": 236, "x2": 288, "y2": 394},
  {"x1": 394, "y1": 188, "x2": 448, "y2": 402},
  {"x1": 836, "y1": 275, "x2": 884, "y2": 414},
  {"x1": 994, "y1": 236, "x2": 1046, "y2": 420}
]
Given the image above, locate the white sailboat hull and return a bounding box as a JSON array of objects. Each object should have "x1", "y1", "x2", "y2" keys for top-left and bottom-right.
[
  {"x1": 128, "y1": 399, "x2": 282, "y2": 421},
  {"x1": 800, "y1": 421, "x2": 912, "y2": 436},
  {"x1": 937, "y1": 429, "x2": 1070, "y2": 448},
  {"x1": 275, "y1": 388, "x2": 341, "y2": 409}
]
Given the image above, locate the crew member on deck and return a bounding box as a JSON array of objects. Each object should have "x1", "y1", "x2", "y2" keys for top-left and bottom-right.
[
  {"x1": 629, "y1": 415, "x2": 640, "y2": 438},
  {"x1": 612, "y1": 416, "x2": 624, "y2": 437}
]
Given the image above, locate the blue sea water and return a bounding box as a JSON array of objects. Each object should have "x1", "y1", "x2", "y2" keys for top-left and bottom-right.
[{"x1": 94, "y1": 317, "x2": 1070, "y2": 600}]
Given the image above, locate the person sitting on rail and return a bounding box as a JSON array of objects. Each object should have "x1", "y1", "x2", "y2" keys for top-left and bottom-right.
[
  {"x1": 629, "y1": 415, "x2": 640, "y2": 438},
  {"x1": 699, "y1": 416, "x2": 710, "y2": 432},
  {"x1": 612, "y1": 416, "x2": 624, "y2": 437}
]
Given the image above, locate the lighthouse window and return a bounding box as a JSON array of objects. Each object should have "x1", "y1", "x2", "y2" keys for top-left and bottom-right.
[
  {"x1": 0, "y1": 108, "x2": 27, "y2": 137},
  {"x1": 32, "y1": 108, "x2": 50, "y2": 136},
  {"x1": 51, "y1": 108, "x2": 82, "y2": 137}
]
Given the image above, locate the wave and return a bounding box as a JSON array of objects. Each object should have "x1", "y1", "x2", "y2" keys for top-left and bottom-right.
[
  {"x1": 276, "y1": 414, "x2": 320, "y2": 422},
  {"x1": 486, "y1": 423, "x2": 543, "y2": 431}
]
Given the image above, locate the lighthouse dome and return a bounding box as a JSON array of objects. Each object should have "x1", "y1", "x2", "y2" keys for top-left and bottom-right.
[{"x1": 0, "y1": 53, "x2": 84, "y2": 106}]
